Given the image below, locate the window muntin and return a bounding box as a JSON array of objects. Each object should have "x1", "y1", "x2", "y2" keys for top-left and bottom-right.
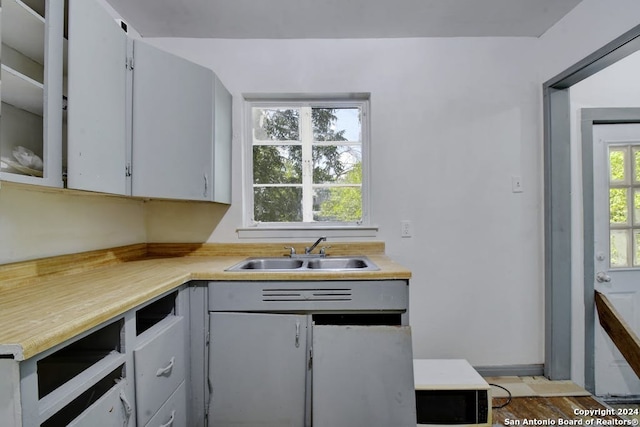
[{"x1": 248, "y1": 101, "x2": 367, "y2": 226}]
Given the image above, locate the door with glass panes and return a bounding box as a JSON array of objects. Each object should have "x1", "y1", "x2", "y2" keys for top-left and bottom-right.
[{"x1": 593, "y1": 123, "x2": 640, "y2": 397}]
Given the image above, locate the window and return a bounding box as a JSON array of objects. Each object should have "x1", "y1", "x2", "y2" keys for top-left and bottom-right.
[
  {"x1": 243, "y1": 97, "x2": 371, "y2": 234},
  {"x1": 609, "y1": 144, "x2": 640, "y2": 267}
]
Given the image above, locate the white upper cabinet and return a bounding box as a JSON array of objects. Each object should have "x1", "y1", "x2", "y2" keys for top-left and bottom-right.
[
  {"x1": 67, "y1": 0, "x2": 129, "y2": 195},
  {"x1": 67, "y1": 0, "x2": 232, "y2": 202},
  {"x1": 0, "y1": 0, "x2": 65, "y2": 187},
  {"x1": 131, "y1": 40, "x2": 213, "y2": 201},
  {"x1": 213, "y1": 75, "x2": 232, "y2": 204}
]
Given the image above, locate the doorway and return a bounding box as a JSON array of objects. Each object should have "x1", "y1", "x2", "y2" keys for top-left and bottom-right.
[{"x1": 544, "y1": 24, "x2": 640, "y2": 390}]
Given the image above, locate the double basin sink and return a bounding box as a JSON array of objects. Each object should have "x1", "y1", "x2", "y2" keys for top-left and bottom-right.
[{"x1": 226, "y1": 256, "x2": 379, "y2": 272}]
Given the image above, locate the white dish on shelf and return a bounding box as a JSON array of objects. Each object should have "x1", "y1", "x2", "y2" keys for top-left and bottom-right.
[{"x1": 1, "y1": 156, "x2": 44, "y2": 177}]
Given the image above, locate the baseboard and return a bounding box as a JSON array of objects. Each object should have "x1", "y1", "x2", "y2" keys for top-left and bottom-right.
[
  {"x1": 474, "y1": 364, "x2": 544, "y2": 377},
  {"x1": 599, "y1": 395, "x2": 640, "y2": 404}
]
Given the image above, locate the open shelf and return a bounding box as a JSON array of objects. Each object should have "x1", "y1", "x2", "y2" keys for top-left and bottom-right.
[
  {"x1": 1, "y1": 64, "x2": 44, "y2": 116},
  {"x1": 0, "y1": 0, "x2": 65, "y2": 186},
  {"x1": 0, "y1": 101, "x2": 45, "y2": 177},
  {"x1": 2, "y1": 0, "x2": 45, "y2": 65}
]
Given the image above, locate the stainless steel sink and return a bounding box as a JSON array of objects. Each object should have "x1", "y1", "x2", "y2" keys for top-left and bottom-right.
[
  {"x1": 234, "y1": 258, "x2": 305, "y2": 270},
  {"x1": 226, "y1": 256, "x2": 379, "y2": 271},
  {"x1": 307, "y1": 258, "x2": 371, "y2": 269}
]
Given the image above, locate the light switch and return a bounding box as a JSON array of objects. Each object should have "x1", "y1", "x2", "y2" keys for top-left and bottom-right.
[{"x1": 512, "y1": 176, "x2": 523, "y2": 193}]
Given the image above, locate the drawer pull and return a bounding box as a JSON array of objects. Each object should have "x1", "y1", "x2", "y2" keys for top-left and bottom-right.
[
  {"x1": 159, "y1": 410, "x2": 176, "y2": 427},
  {"x1": 156, "y1": 357, "x2": 175, "y2": 377},
  {"x1": 119, "y1": 389, "x2": 133, "y2": 424}
]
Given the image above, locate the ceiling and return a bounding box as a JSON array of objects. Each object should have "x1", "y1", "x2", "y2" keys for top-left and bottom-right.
[{"x1": 104, "y1": 0, "x2": 583, "y2": 39}]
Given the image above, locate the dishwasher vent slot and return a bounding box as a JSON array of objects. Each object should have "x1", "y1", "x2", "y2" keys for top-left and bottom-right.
[{"x1": 262, "y1": 288, "x2": 353, "y2": 302}]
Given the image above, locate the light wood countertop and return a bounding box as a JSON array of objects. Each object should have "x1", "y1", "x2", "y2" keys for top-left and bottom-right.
[{"x1": 0, "y1": 243, "x2": 411, "y2": 361}]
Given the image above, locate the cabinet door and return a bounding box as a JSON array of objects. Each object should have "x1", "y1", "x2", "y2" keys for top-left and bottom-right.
[
  {"x1": 67, "y1": 0, "x2": 129, "y2": 195},
  {"x1": 209, "y1": 312, "x2": 307, "y2": 427},
  {"x1": 212, "y1": 76, "x2": 232, "y2": 204},
  {"x1": 312, "y1": 325, "x2": 417, "y2": 427},
  {"x1": 132, "y1": 40, "x2": 214, "y2": 201}
]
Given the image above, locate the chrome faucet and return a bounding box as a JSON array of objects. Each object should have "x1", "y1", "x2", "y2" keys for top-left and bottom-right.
[{"x1": 305, "y1": 236, "x2": 327, "y2": 255}]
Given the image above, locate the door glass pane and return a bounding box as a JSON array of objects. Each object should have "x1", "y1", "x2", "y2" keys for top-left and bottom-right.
[
  {"x1": 609, "y1": 148, "x2": 626, "y2": 183},
  {"x1": 634, "y1": 230, "x2": 640, "y2": 267},
  {"x1": 634, "y1": 190, "x2": 640, "y2": 226},
  {"x1": 611, "y1": 230, "x2": 630, "y2": 268},
  {"x1": 610, "y1": 188, "x2": 629, "y2": 225},
  {"x1": 634, "y1": 147, "x2": 640, "y2": 183}
]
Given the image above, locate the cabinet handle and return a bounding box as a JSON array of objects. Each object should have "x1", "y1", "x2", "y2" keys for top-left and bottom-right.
[
  {"x1": 295, "y1": 321, "x2": 300, "y2": 348},
  {"x1": 203, "y1": 173, "x2": 208, "y2": 198},
  {"x1": 159, "y1": 410, "x2": 176, "y2": 427},
  {"x1": 156, "y1": 357, "x2": 175, "y2": 377},
  {"x1": 119, "y1": 389, "x2": 133, "y2": 425}
]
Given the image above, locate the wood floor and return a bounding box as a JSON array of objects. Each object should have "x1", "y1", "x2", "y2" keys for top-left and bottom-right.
[{"x1": 492, "y1": 396, "x2": 625, "y2": 426}]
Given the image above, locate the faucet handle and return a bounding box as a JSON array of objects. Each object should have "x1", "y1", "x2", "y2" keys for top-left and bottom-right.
[
  {"x1": 284, "y1": 246, "x2": 296, "y2": 256},
  {"x1": 319, "y1": 246, "x2": 332, "y2": 256}
]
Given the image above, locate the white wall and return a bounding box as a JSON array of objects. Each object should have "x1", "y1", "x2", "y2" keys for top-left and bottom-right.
[
  {"x1": 0, "y1": 184, "x2": 146, "y2": 264},
  {"x1": 146, "y1": 36, "x2": 544, "y2": 366},
  {"x1": 537, "y1": 0, "x2": 640, "y2": 83},
  {"x1": 146, "y1": 0, "x2": 640, "y2": 368}
]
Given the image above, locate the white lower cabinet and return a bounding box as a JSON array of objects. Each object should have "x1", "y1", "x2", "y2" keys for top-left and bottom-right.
[
  {"x1": 207, "y1": 280, "x2": 416, "y2": 427},
  {"x1": 5, "y1": 288, "x2": 190, "y2": 426},
  {"x1": 209, "y1": 312, "x2": 308, "y2": 427},
  {"x1": 145, "y1": 381, "x2": 187, "y2": 427},
  {"x1": 134, "y1": 316, "x2": 187, "y2": 426},
  {"x1": 312, "y1": 325, "x2": 416, "y2": 427},
  {"x1": 208, "y1": 311, "x2": 416, "y2": 427}
]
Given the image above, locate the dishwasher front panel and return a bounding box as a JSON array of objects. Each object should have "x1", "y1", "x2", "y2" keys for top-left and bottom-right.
[{"x1": 208, "y1": 280, "x2": 409, "y2": 313}]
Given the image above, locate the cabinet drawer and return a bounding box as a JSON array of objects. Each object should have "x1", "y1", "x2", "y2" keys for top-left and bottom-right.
[
  {"x1": 67, "y1": 379, "x2": 132, "y2": 427},
  {"x1": 145, "y1": 381, "x2": 186, "y2": 427},
  {"x1": 134, "y1": 316, "x2": 186, "y2": 426}
]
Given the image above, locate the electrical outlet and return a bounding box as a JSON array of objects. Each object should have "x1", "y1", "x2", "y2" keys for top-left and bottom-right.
[{"x1": 401, "y1": 220, "x2": 412, "y2": 238}]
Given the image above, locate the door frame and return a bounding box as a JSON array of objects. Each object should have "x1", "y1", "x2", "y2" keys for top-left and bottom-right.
[
  {"x1": 543, "y1": 24, "x2": 640, "y2": 382},
  {"x1": 581, "y1": 110, "x2": 640, "y2": 393}
]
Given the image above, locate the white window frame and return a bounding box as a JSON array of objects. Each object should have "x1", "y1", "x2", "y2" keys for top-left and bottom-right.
[{"x1": 239, "y1": 95, "x2": 376, "y2": 239}]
